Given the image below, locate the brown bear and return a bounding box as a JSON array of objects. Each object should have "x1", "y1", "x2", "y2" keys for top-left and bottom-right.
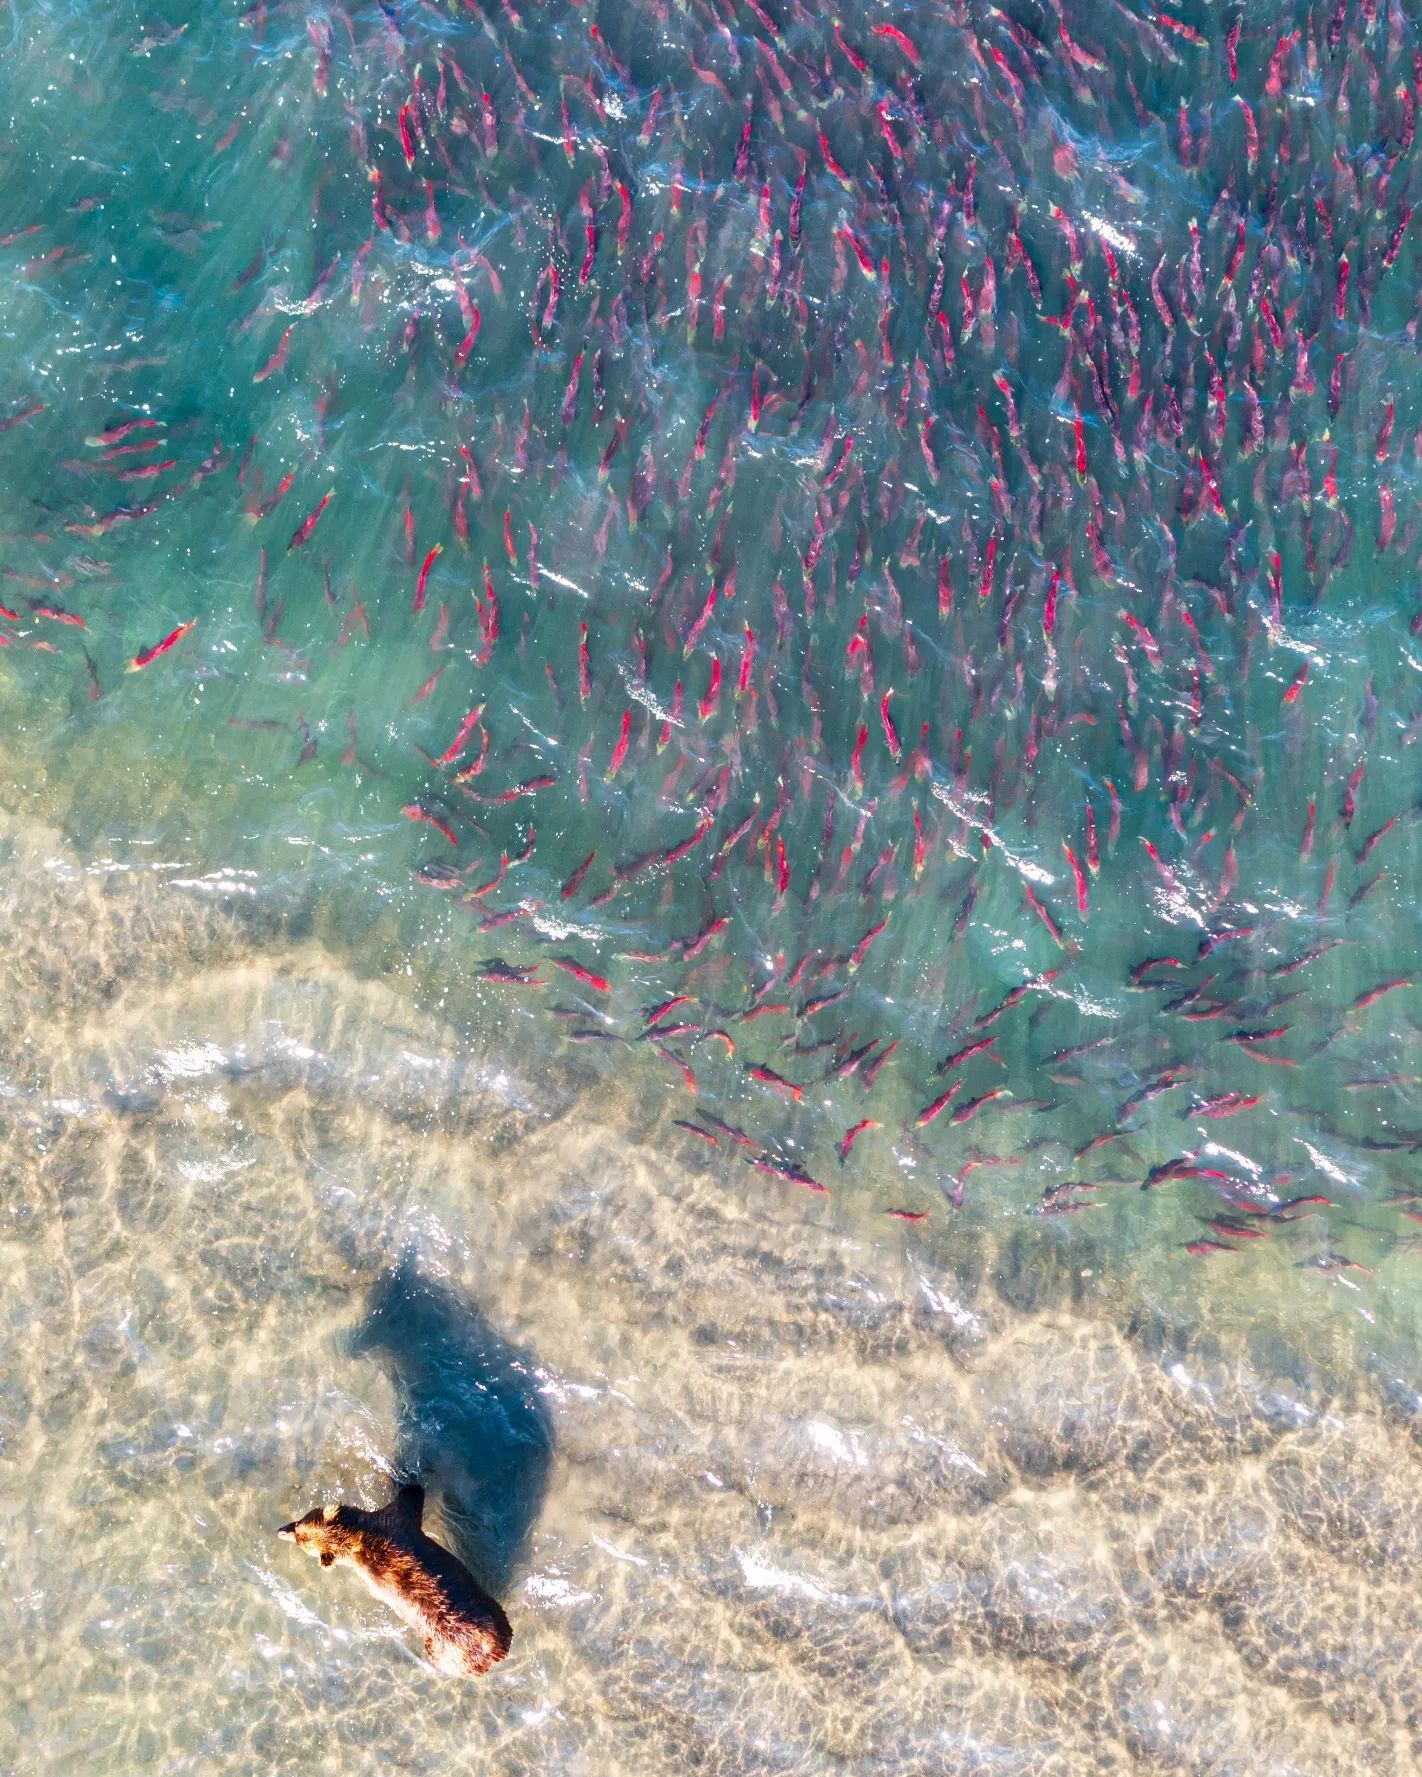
[{"x1": 278, "y1": 1483, "x2": 512, "y2": 1676}]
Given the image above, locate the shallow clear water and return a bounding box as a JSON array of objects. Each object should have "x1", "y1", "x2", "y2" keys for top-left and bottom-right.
[{"x1": 3, "y1": 0, "x2": 1422, "y2": 1769}]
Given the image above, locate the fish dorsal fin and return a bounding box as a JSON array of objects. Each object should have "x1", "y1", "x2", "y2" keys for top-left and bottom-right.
[{"x1": 368, "y1": 1483, "x2": 424, "y2": 1536}]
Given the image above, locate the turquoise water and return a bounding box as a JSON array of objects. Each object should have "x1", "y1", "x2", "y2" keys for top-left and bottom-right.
[{"x1": 4, "y1": 0, "x2": 1422, "y2": 1768}]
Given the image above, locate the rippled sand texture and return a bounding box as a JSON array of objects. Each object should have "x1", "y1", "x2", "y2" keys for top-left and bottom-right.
[{"x1": 3, "y1": 817, "x2": 1421, "y2": 1777}]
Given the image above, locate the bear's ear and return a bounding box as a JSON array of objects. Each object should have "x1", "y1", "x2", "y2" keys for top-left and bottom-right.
[
  {"x1": 322, "y1": 1504, "x2": 338, "y2": 1524},
  {"x1": 320, "y1": 1550, "x2": 336, "y2": 1568}
]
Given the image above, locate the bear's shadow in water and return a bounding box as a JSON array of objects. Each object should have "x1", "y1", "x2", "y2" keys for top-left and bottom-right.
[{"x1": 348, "y1": 1257, "x2": 553, "y2": 1596}]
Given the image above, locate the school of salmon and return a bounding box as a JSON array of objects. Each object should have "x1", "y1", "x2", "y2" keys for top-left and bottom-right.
[{"x1": 3, "y1": 0, "x2": 1422, "y2": 1264}]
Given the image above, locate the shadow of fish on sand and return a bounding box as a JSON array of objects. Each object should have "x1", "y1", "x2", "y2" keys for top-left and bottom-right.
[{"x1": 348, "y1": 1254, "x2": 554, "y2": 1597}]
